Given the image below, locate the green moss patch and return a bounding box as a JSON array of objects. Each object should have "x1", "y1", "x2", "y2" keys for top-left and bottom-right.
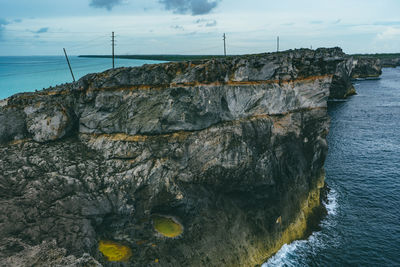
[{"x1": 152, "y1": 215, "x2": 183, "y2": 238}]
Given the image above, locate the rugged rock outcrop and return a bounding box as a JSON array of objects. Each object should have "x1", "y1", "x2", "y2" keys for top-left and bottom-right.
[
  {"x1": 351, "y1": 58, "x2": 382, "y2": 79},
  {"x1": 329, "y1": 55, "x2": 356, "y2": 99},
  {"x1": 380, "y1": 57, "x2": 400, "y2": 68},
  {"x1": 0, "y1": 48, "x2": 353, "y2": 266}
]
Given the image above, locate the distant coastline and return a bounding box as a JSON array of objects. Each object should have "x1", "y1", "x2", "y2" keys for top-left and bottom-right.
[
  {"x1": 351, "y1": 53, "x2": 400, "y2": 68},
  {"x1": 78, "y1": 54, "x2": 226, "y2": 62},
  {"x1": 79, "y1": 53, "x2": 400, "y2": 67}
]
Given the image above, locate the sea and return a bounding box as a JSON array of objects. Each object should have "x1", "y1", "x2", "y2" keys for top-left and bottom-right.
[
  {"x1": 0, "y1": 56, "x2": 165, "y2": 100},
  {"x1": 1, "y1": 57, "x2": 399, "y2": 266}
]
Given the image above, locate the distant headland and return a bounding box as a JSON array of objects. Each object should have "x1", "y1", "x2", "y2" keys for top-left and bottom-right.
[{"x1": 79, "y1": 53, "x2": 400, "y2": 67}]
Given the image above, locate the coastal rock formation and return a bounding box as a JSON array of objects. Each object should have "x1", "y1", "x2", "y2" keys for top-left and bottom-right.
[
  {"x1": 380, "y1": 57, "x2": 400, "y2": 68},
  {"x1": 1, "y1": 48, "x2": 352, "y2": 266},
  {"x1": 351, "y1": 58, "x2": 382, "y2": 79},
  {"x1": 329, "y1": 56, "x2": 356, "y2": 99}
]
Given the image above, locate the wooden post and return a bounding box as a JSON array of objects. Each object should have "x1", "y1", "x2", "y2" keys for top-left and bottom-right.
[
  {"x1": 112, "y1": 31, "x2": 115, "y2": 69},
  {"x1": 223, "y1": 33, "x2": 226, "y2": 57},
  {"x1": 63, "y1": 48, "x2": 75, "y2": 82},
  {"x1": 277, "y1": 36, "x2": 280, "y2": 52}
]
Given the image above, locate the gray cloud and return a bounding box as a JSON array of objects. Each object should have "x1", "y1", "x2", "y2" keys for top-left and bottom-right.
[
  {"x1": 159, "y1": 0, "x2": 220, "y2": 15},
  {"x1": 183, "y1": 31, "x2": 197, "y2": 36},
  {"x1": 89, "y1": 0, "x2": 123, "y2": 10},
  {"x1": 36, "y1": 27, "x2": 49, "y2": 34},
  {"x1": 195, "y1": 18, "x2": 217, "y2": 27},
  {"x1": 171, "y1": 25, "x2": 184, "y2": 30},
  {"x1": 195, "y1": 18, "x2": 207, "y2": 23}
]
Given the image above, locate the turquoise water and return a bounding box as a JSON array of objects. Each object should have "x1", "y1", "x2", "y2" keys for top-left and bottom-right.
[
  {"x1": 0, "y1": 56, "x2": 165, "y2": 99},
  {"x1": 264, "y1": 67, "x2": 400, "y2": 266}
]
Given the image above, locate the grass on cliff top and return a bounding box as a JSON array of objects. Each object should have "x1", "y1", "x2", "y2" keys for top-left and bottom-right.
[
  {"x1": 351, "y1": 53, "x2": 400, "y2": 59},
  {"x1": 152, "y1": 215, "x2": 183, "y2": 238},
  {"x1": 98, "y1": 240, "x2": 132, "y2": 262}
]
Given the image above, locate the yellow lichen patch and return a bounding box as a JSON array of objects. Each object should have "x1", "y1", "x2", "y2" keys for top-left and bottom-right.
[
  {"x1": 105, "y1": 133, "x2": 148, "y2": 142},
  {"x1": 98, "y1": 240, "x2": 132, "y2": 262},
  {"x1": 83, "y1": 130, "x2": 192, "y2": 145},
  {"x1": 8, "y1": 138, "x2": 31, "y2": 145},
  {"x1": 170, "y1": 131, "x2": 191, "y2": 142},
  {"x1": 152, "y1": 215, "x2": 183, "y2": 238},
  {"x1": 83, "y1": 74, "x2": 334, "y2": 94},
  {"x1": 136, "y1": 240, "x2": 147, "y2": 245}
]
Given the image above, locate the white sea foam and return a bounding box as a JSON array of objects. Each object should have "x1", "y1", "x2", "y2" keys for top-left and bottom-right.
[
  {"x1": 324, "y1": 188, "x2": 338, "y2": 216},
  {"x1": 262, "y1": 242, "x2": 301, "y2": 267}
]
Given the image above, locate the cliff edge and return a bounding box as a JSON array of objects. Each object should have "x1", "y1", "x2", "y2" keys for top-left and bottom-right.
[{"x1": 1, "y1": 48, "x2": 354, "y2": 266}]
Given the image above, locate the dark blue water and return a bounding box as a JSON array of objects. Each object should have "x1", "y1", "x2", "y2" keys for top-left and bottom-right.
[
  {"x1": 0, "y1": 56, "x2": 165, "y2": 99},
  {"x1": 264, "y1": 67, "x2": 400, "y2": 266}
]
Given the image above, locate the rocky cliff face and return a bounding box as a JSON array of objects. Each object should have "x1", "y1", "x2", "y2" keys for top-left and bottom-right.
[
  {"x1": 1, "y1": 48, "x2": 352, "y2": 266},
  {"x1": 380, "y1": 57, "x2": 400, "y2": 68},
  {"x1": 351, "y1": 58, "x2": 382, "y2": 79}
]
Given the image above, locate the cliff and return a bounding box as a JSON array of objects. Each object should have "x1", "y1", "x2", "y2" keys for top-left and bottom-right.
[
  {"x1": 380, "y1": 57, "x2": 400, "y2": 68},
  {"x1": 351, "y1": 58, "x2": 382, "y2": 79},
  {"x1": 1, "y1": 48, "x2": 351, "y2": 266},
  {"x1": 352, "y1": 53, "x2": 400, "y2": 68}
]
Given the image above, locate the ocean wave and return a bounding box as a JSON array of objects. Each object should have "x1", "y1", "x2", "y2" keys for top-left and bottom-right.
[{"x1": 324, "y1": 188, "x2": 338, "y2": 216}]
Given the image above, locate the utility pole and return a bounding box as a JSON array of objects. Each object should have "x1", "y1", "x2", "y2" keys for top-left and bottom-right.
[
  {"x1": 223, "y1": 33, "x2": 226, "y2": 57},
  {"x1": 112, "y1": 31, "x2": 115, "y2": 69},
  {"x1": 277, "y1": 36, "x2": 280, "y2": 52},
  {"x1": 63, "y1": 48, "x2": 75, "y2": 82}
]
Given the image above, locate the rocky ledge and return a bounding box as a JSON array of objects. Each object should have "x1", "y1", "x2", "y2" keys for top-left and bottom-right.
[
  {"x1": 351, "y1": 57, "x2": 382, "y2": 79},
  {"x1": 0, "y1": 48, "x2": 362, "y2": 266},
  {"x1": 380, "y1": 57, "x2": 400, "y2": 68}
]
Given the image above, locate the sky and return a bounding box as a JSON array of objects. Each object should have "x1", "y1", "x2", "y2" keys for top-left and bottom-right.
[{"x1": 0, "y1": 0, "x2": 400, "y2": 56}]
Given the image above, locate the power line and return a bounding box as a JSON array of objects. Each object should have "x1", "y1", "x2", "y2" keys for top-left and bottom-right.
[{"x1": 1, "y1": 32, "x2": 298, "y2": 81}]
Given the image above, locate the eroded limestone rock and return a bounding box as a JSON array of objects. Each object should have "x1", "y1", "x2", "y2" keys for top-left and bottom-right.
[
  {"x1": 24, "y1": 102, "x2": 74, "y2": 142},
  {"x1": 352, "y1": 58, "x2": 382, "y2": 79},
  {"x1": 0, "y1": 48, "x2": 358, "y2": 266}
]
